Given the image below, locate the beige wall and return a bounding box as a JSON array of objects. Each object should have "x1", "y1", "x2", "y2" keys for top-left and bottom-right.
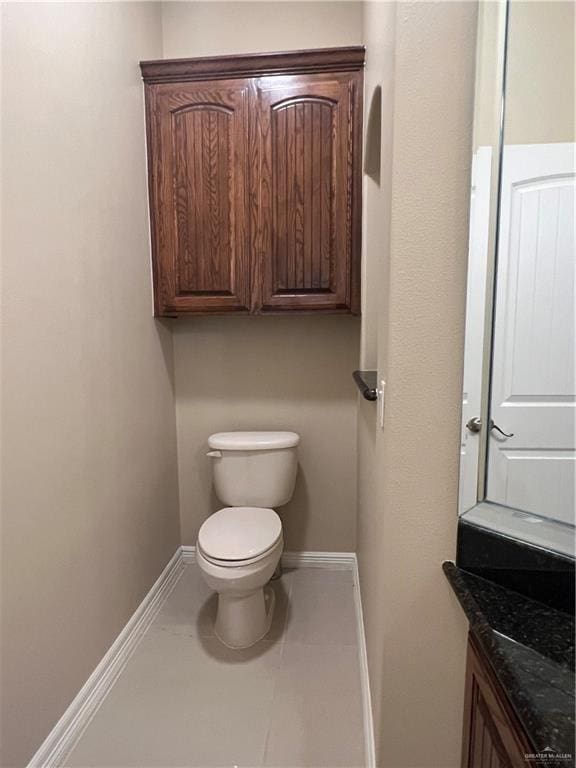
[
  {"x1": 358, "y1": 3, "x2": 475, "y2": 766},
  {"x1": 0, "y1": 4, "x2": 180, "y2": 765},
  {"x1": 163, "y1": 1, "x2": 363, "y2": 551},
  {"x1": 173, "y1": 318, "x2": 359, "y2": 549},
  {"x1": 161, "y1": 0, "x2": 363, "y2": 58},
  {"x1": 505, "y1": 0, "x2": 575, "y2": 145},
  {"x1": 473, "y1": 0, "x2": 506, "y2": 150},
  {"x1": 475, "y1": 0, "x2": 575, "y2": 148},
  {"x1": 1, "y1": 2, "x2": 479, "y2": 764}
]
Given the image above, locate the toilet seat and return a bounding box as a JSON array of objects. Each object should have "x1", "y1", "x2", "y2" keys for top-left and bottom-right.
[
  {"x1": 198, "y1": 537, "x2": 282, "y2": 568},
  {"x1": 198, "y1": 507, "x2": 282, "y2": 566}
]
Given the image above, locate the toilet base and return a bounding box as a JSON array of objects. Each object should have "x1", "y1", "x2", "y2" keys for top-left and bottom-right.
[{"x1": 215, "y1": 585, "x2": 275, "y2": 649}]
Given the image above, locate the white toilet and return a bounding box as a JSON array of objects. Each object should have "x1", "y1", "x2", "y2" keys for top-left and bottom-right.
[{"x1": 196, "y1": 431, "x2": 300, "y2": 649}]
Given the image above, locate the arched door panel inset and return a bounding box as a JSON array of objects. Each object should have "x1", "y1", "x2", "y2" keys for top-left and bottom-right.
[
  {"x1": 255, "y1": 74, "x2": 362, "y2": 313},
  {"x1": 146, "y1": 80, "x2": 251, "y2": 315}
]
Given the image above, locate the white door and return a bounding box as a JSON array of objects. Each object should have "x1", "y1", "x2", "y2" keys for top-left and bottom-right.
[
  {"x1": 459, "y1": 147, "x2": 491, "y2": 513},
  {"x1": 487, "y1": 143, "x2": 575, "y2": 524}
]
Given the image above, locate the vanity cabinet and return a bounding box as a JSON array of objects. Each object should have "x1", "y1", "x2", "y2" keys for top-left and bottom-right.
[
  {"x1": 462, "y1": 634, "x2": 535, "y2": 768},
  {"x1": 140, "y1": 48, "x2": 364, "y2": 317}
]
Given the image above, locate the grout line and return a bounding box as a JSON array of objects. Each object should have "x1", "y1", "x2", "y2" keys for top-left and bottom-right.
[
  {"x1": 278, "y1": 571, "x2": 293, "y2": 659},
  {"x1": 262, "y1": 570, "x2": 295, "y2": 766}
]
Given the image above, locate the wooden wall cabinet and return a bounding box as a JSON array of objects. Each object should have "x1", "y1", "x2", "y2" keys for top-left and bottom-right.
[
  {"x1": 462, "y1": 634, "x2": 535, "y2": 768},
  {"x1": 140, "y1": 48, "x2": 364, "y2": 317}
]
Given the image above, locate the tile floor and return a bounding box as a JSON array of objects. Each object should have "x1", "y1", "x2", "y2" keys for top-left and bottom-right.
[{"x1": 65, "y1": 563, "x2": 366, "y2": 768}]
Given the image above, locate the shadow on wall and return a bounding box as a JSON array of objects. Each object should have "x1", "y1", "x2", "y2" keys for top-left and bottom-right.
[
  {"x1": 155, "y1": 318, "x2": 179, "y2": 398},
  {"x1": 364, "y1": 84, "x2": 382, "y2": 185},
  {"x1": 173, "y1": 315, "x2": 360, "y2": 552}
]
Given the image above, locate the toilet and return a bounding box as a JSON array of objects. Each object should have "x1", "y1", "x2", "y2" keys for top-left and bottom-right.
[{"x1": 196, "y1": 431, "x2": 300, "y2": 649}]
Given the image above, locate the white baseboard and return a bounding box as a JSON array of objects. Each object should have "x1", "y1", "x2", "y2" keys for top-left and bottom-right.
[
  {"x1": 281, "y1": 550, "x2": 356, "y2": 569},
  {"x1": 28, "y1": 546, "x2": 375, "y2": 768},
  {"x1": 27, "y1": 549, "x2": 186, "y2": 768},
  {"x1": 180, "y1": 544, "x2": 196, "y2": 564},
  {"x1": 352, "y1": 555, "x2": 376, "y2": 768}
]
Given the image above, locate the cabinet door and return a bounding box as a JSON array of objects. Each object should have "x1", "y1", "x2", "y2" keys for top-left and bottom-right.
[
  {"x1": 254, "y1": 73, "x2": 362, "y2": 313},
  {"x1": 462, "y1": 635, "x2": 536, "y2": 768},
  {"x1": 145, "y1": 79, "x2": 251, "y2": 316},
  {"x1": 464, "y1": 671, "x2": 513, "y2": 768}
]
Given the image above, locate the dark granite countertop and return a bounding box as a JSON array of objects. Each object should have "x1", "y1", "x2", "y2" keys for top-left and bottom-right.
[{"x1": 444, "y1": 562, "x2": 575, "y2": 764}]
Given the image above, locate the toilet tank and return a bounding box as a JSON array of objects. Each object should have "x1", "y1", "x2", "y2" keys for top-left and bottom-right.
[{"x1": 207, "y1": 431, "x2": 299, "y2": 508}]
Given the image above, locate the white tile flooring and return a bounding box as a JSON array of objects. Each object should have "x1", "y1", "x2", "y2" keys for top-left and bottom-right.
[{"x1": 65, "y1": 563, "x2": 366, "y2": 768}]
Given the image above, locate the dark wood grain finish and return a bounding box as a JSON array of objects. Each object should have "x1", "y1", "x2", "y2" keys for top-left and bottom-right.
[
  {"x1": 173, "y1": 106, "x2": 233, "y2": 293},
  {"x1": 273, "y1": 99, "x2": 334, "y2": 291},
  {"x1": 140, "y1": 47, "x2": 365, "y2": 84},
  {"x1": 462, "y1": 634, "x2": 537, "y2": 768},
  {"x1": 146, "y1": 79, "x2": 251, "y2": 315},
  {"x1": 467, "y1": 677, "x2": 513, "y2": 768},
  {"x1": 255, "y1": 72, "x2": 362, "y2": 313},
  {"x1": 142, "y1": 48, "x2": 364, "y2": 317}
]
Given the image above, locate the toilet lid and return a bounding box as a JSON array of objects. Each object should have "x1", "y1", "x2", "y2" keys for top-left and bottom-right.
[{"x1": 198, "y1": 507, "x2": 282, "y2": 561}]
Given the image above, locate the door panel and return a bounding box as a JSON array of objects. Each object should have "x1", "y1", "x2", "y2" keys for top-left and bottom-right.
[
  {"x1": 147, "y1": 80, "x2": 251, "y2": 314},
  {"x1": 468, "y1": 681, "x2": 512, "y2": 768},
  {"x1": 272, "y1": 98, "x2": 334, "y2": 293},
  {"x1": 487, "y1": 143, "x2": 575, "y2": 523},
  {"x1": 255, "y1": 74, "x2": 360, "y2": 313}
]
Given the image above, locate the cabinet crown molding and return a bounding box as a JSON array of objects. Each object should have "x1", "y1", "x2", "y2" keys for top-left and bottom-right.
[{"x1": 140, "y1": 46, "x2": 365, "y2": 84}]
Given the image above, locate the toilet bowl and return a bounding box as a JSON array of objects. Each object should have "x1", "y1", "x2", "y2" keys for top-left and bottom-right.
[{"x1": 196, "y1": 431, "x2": 299, "y2": 648}]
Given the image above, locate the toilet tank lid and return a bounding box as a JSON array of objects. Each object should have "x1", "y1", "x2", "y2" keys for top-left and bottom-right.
[{"x1": 208, "y1": 431, "x2": 300, "y2": 451}]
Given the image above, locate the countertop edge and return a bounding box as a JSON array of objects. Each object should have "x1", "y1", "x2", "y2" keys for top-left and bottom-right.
[
  {"x1": 443, "y1": 560, "x2": 575, "y2": 766},
  {"x1": 443, "y1": 561, "x2": 517, "y2": 690}
]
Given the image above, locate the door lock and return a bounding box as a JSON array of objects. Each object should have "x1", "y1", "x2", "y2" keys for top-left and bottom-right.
[
  {"x1": 466, "y1": 417, "x2": 482, "y2": 433},
  {"x1": 465, "y1": 417, "x2": 514, "y2": 437}
]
